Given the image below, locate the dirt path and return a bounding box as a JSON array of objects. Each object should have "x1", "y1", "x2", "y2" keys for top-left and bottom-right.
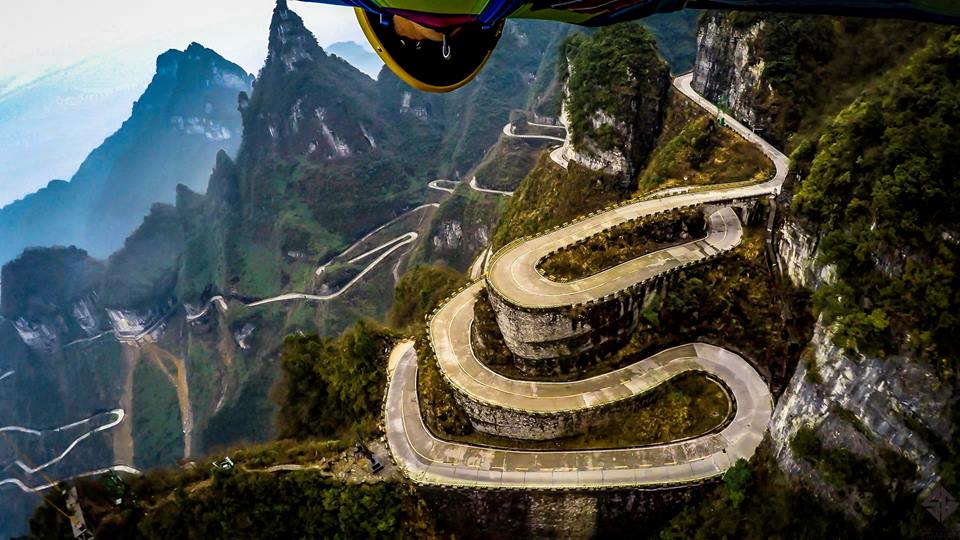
[
  {"x1": 143, "y1": 344, "x2": 194, "y2": 459},
  {"x1": 112, "y1": 345, "x2": 137, "y2": 466}
]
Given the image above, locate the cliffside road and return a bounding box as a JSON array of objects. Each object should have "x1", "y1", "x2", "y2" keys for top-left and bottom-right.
[
  {"x1": 185, "y1": 296, "x2": 228, "y2": 322},
  {"x1": 327, "y1": 203, "x2": 438, "y2": 269},
  {"x1": 1, "y1": 410, "x2": 126, "y2": 474},
  {"x1": 248, "y1": 232, "x2": 419, "y2": 308},
  {"x1": 0, "y1": 409, "x2": 140, "y2": 493},
  {"x1": 427, "y1": 179, "x2": 459, "y2": 194},
  {"x1": 469, "y1": 248, "x2": 493, "y2": 280},
  {"x1": 387, "y1": 340, "x2": 770, "y2": 488},
  {"x1": 429, "y1": 177, "x2": 513, "y2": 197},
  {"x1": 468, "y1": 176, "x2": 513, "y2": 197},
  {"x1": 2, "y1": 465, "x2": 140, "y2": 494},
  {"x1": 488, "y1": 206, "x2": 741, "y2": 309},
  {"x1": 384, "y1": 73, "x2": 790, "y2": 489},
  {"x1": 501, "y1": 122, "x2": 566, "y2": 143}
]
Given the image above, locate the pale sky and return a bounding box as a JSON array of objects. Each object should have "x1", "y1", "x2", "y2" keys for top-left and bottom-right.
[
  {"x1": 0, "y1": 0, "x2": 366, "y2": 206},
  {"x1": 0, "y1": 0, "x2": 365, "y2": 83}
]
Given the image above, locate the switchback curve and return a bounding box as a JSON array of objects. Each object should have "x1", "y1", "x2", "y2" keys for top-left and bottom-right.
[{"x1": 383, "y1": 73, "x2": 788, "y2": 489}]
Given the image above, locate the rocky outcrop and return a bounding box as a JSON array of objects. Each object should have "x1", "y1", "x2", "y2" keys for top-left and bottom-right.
[
  {"x1": 563, "y1": 25, "x2": 671, "y2": 181},
  {"x1": 692, "y1": 13, "x2": 765, "y2": 131},
  {"x1": 770, "y1": 320, "x2": 953, "y2": 509},
  {"x1": 775, "y1": 219, "x2": 835, "y2": 290}
]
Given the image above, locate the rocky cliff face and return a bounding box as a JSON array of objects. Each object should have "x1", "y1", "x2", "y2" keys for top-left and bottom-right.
[
  {"x1": 0, "y1": 43, "x2": 252, "y2": 265},
  {"x1": 692, "y1": 13, "x2": 765, "y2": 131},
  {"x1": 562, "y1": 24, "x2": 671, "y2": 181},
  {"x1": 692, "y1": 12, "x2": 956, "y2": 523},
  {"x1": 770, "y1": 320, "x2": 953, "y2": 502},
  {"x1": 770, "y1": 214, "x2": 955, "y2": 520}
]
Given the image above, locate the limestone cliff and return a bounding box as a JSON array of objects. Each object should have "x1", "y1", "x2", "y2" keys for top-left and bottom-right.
[
  {"x1": 692, "y1": 13, "x2": 765, "y2": 132},
  {"x1": 693, "y1": 11, "x2": 958, "y2": 524},
  {"x1": 0, "y1": 43, "x2": 252, "y2": 265},
  {"x1": 562, "y1": 24, "x2": 671, "y2": 180}
]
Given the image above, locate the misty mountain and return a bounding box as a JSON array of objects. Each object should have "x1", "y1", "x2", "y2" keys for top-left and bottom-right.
[
  {"x1": 327, "y1": 40, "x2": 382, "y2": 78},
  {"x1": 0, "y1": 43, "x2": 252, "y2": 265},
  {"x1": 0, "y1": 53, "x2": 152, "y2": 206}
]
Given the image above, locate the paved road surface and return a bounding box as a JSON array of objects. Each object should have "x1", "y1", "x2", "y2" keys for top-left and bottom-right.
[
  {"x1": 0, "y1": 410, "x2": 140, "y2": 494},
  {"x1": 502, "y1": 122, "x2": 566, "y2": 143},
  {"x1": 2, "y1": 465, "x2": 141, "y2": 494},
  {"x1": 469, "y1": 176, "x2": 513, "y2": 197},
  {"x1": 383, "y1": 73, "x2": 789, "y2": 489},
  {"x1": 247, "y1": 232, "x2": 419, "y2": 307},
  {"x1": 386, "y1": 341, "x2": 770, "y2": 488}
]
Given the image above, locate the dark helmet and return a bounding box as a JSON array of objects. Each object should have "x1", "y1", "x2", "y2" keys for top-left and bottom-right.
[{"x1": 355, "y1": 8, "x2": 505, "y2": 92}]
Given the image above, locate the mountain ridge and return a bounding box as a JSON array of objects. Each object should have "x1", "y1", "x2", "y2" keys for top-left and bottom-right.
[{"x1": 0, "y1": 42, "x2": 252, "y2": 265}]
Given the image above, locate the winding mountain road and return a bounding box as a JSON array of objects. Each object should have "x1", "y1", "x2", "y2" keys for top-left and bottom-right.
[
  {"x1": 501, "y1": 122, "x2": 566, "y2": 143},
  {"x1": 2, "y1": 465, "x2": 141, "y2": 494},
  {"x1": 383, "y1": 73, "x2": 789, "y2": 489},
  {"x1": 248, "y1": 232, "x2": 420, "y2": 308},
  {"x1": 0, "y1": 409, "x2": 141, "y2": 493}
]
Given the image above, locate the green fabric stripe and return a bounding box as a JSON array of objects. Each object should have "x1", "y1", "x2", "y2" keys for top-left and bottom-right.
[
  {"x1": 376, "y1": 0, "x2": 490, "y2": 15},
  {"x1": 507, "y1": 4, "x2": 594, "y2": 24}
]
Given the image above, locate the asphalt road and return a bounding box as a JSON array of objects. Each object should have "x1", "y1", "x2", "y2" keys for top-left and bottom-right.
[
  {"x1": 383, "y1": 73, "x2": 789, "y2": 489},
  {"x1": 386, "y1": 340, "x2": 771, "y2": 488}
]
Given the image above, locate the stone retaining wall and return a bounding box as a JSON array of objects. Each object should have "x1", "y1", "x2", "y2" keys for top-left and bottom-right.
[
  {"x1": 485, "y1": 279, "x2": 658, "y2": 362},
  {"x1": 450, "y1": 381, "x2": 612, "y2": 440}
]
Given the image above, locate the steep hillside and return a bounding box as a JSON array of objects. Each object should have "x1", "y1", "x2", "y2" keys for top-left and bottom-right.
[
  {"x1": 693, "y1": 12, "x2": 936, "y2": 148},
  {"x1": 1, "y1": 8, "x2": 608, "y2": 538},
  {"x1": 0, "y1": 43, "x2": 252, "y2": 265},
  {"x1": 665, "y1": 15, "x2": 960, "y2": 537}
]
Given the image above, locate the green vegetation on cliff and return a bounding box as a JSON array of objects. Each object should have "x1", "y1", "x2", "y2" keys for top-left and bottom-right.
[
  {"x1": 131, "y1": 358, "x2": 185, "y2": 469},
  {"x1": 660, "y1": 455, "x2": 860, "y2": 539},
  {"x1": 101, "y1": 204, "x2": 184, "y2": 309},
  {"x1": 272, "y1": 321, "x2": 396, "y2": 439},
  {"x1": 793, "y1": 29, "x2": 960, "y2": 364},
  {"x1": 438, "y1": 372, "x2": 731, "y2": 451},
  {"x1": 411, "y1": 186, "x2": 506, "y2": 272},
  {"x1": 491, "y1": 156, "x2": 630, "y2": 250},
  {"x1": 27, "y1": 440, "x2": 446, "y2": 540},
  {"x1": 727, "y1": 14, "x2": 938, "y2": 148},
  {"x1": 637, "y1": 93, "x2": 772, "y2": 195},
  {"x1": 471, "y1": 136, "x2": 544, "y2": 192},
  {"x1": 563, "y1": 23, "x2": 670, "y2": 166},
  {"x1": 624, "y1": 226, "x2": 812, "y2": 391},
  {"x1": 538, "y1": 208, "x2": 706, "y2": 281},
  {"x1": 388, "y1": 264, "x2": 467, "y2": 330},
  {"x1": 0, "y1": 246, "x2": 103, "y2": 318}
]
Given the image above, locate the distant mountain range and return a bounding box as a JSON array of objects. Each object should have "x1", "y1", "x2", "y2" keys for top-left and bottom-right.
[
  {"x1": 0, "y1": 43, "x2": 253, "y2": 265},
  {"x1": 327, "y1": 40, "x2": 382, "y2": 78},
  {"x1": 0, "y1": 54, "x2": 151, "y2": 205}
]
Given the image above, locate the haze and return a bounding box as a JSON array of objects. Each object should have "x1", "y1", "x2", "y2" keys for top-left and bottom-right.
[{"x1": 0, "y1": 0, "x2": 364, "y2": 207}]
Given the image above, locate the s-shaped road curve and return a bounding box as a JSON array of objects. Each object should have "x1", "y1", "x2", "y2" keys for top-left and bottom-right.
[{"x1": 383, "y1": 73, "x2": 788, "y2": 489}]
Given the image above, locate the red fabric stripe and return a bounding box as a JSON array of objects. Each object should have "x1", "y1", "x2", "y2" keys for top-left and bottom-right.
[{"x1": 386, "y1": 8, "x2": 480, "y2": 29}]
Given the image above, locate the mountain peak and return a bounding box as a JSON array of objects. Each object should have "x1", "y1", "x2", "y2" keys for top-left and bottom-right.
[{"x1": 267, "y1": 0, "x2": 322, "y2": 71}]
